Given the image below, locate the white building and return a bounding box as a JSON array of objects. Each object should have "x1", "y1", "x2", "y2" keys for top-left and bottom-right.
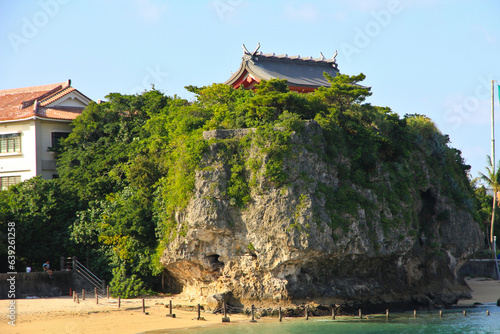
[{"x1": 0, "y1": 80, "x2": 91, "y2": 189}]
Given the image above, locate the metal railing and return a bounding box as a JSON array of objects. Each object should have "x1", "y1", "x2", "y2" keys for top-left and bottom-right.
[{"x1": 73, "y1": 258, "x2": 105, "y2": 294}]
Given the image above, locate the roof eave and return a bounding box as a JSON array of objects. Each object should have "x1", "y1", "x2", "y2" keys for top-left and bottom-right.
[
  {"x1": 224, "y1": 60, "x2": 251, "y2": 86},
  {"x1": 0, "y1": 115, "x2": 75, "y2": 123}
]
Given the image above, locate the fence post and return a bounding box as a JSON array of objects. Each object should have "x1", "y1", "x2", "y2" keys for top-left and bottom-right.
[
  {"x1": 118, "y1": 296, "x2": 121, "y2": 308},
  {"x1": 166, "y1": 299, "x2": 176, "y2": 318},
  {"x1": 107, "y1": 285, "x2": 110, "y2": 299},
  {"x1": 222, "y1": 302, "x2": 230, "y2": 322},
  {"x1": 72, "y1": 256, "x2": 77, "y2": 271},
  {"x1": 82, "y1": 289, "x2": 85, "y2": 301},
  {"x1": 279, "y1": 307, "x2": 282, "y2": 322},
  {"x1": 142, "y1": 299, "x2": 145, "y2": 313},
  {"x1": 95, "y1": 287, "x2": 98, "y2": 304},
  {"x1": 250, "y1": 304, "x2": 256, "y2": 322}
]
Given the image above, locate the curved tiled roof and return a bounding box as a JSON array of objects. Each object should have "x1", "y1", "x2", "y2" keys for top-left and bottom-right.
[
  {"x1": 225, "y1": 46, "x2": 339, "y2": 89},
  {"x1": 37, "y1": 106, "x2": 87, "y2": 120},
  {"x1": 0, "y1": 80, "x2": 90, "y2": 121}
]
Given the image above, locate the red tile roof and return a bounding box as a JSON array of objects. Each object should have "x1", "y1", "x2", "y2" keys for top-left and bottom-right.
[
  {"x1": 0, "y1": 80, "x2": 90, "y2": 121},
  {"x1": 37, "y1": 106, "x2": 87, "y2": 120}
]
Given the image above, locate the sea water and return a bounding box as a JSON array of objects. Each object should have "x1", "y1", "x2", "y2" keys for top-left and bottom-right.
[{"x1": 145, "y1": 304, "x2": 500, "y2": 334}]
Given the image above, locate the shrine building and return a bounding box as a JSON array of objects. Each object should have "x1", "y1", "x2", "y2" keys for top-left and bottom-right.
[{"x1": 224, "y1": 44, "x2": 339, "y2": 93}]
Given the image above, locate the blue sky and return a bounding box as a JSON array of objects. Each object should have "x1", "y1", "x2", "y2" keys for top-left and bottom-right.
[{"x1": 1, "y1": 0, "x2": 499, "y2": 179}]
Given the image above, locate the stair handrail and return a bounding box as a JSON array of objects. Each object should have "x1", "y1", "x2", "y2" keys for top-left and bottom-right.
[{"x1": 74, "y1": 259, "x2": 105, "y2": 293}]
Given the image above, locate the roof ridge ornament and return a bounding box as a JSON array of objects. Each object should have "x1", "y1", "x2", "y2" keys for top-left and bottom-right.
[
  {"x1": 242, "y1": 43, "x2": 261, "y2": 56},
  {"x1": 319, "y1": 52, "x2": 326, "y2": 61},
  {"x1": 242, "y1": 43, "x2": 250, "y2": 55},
  {"x1": 242, "y1": 43, "x2": 261, "y2": 63},
  {"x1": 252, "y1": 42, "x2": 261, "y2": 56},
  {"x1": 332, "y1": 50, "x2": 338, "y2": 62}
]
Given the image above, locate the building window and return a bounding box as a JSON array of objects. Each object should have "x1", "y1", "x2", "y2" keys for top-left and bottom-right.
[
  {"x1": 51, "y1": 132, "x2": 70, "y2": 150},
  {"x1": 0, "y1": 176, "x2": 21, "y2": 190},
  {"x1": 0, "y1": 133, "x2": 21, "y2": 153}
]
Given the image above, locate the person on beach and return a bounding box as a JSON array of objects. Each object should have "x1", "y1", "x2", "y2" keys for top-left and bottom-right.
[{"x1": 43, "y1": 261, "x2": 53, "y2": 277}]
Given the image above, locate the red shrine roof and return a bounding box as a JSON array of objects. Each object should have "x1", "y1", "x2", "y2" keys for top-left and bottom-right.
[
  {"x1": 0, "y1": 80, "x2": 91, "y2": 122},
  {"x1": 224, "y1": 44, "x2": 339, "y2": 92}
]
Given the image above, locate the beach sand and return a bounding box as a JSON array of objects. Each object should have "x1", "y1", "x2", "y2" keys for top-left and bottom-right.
[
  {"x1": 0, "y1": 295, "x2": 251, "y2": 334},
  {"x1": 1, "y1": 277, "x2": 500, "y2": 334},
  {"x1": 457, "y1": 277, "x2": 500, "y2": 306}
]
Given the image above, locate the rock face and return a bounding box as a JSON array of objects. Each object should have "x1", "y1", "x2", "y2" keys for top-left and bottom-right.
[{"x1": 160, "y1": 121, "x2": 483, "y2": 312}]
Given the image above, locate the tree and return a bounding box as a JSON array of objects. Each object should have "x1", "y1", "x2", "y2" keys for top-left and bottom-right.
[
  {"x1": 313, "y1": 73, "x2": 372, "y2": 117},
  {"x1": 242, "y1": 79, "x2": 314, "y2": 126},
  {"x1": 57, "y1": 90, "x2": 171, "y2": 204},
  {"x1": 0, "y1": 178, "x2": 79, "y2": 272},
  {"x1": 70, "y1": 186, "x2": 156, "y2": 292},
  {"x1": 472, "y1": 178, "x2": 497, "y2": 243},
  {"x1": 479, "y1": 155, "x2": 500, "y2": 245},
  {"x1": 56, "y1": 89, "x2": 173, "y2": 295}
]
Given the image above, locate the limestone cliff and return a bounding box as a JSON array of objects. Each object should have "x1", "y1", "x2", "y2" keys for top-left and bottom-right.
[{"x1": 160, "y1": 120, "x2": 483, "y2": 312}]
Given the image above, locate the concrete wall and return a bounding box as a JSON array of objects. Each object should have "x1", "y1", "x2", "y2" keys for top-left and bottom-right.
[
  {"x1": 37, "y1": 119, "x2": 72, "y2": 179},
  {"x1": 0, "y1": 117, "x2": 74, "y2": 182},
  {"x1": 0, "y1": 120, "x2": 33, "y2": 182},
  {"x1": 459, "y1": 259, "x2": 499, "y2": 279},
  {"x1": 0, "y1": 272, "x2": 72, "y2": 299}
]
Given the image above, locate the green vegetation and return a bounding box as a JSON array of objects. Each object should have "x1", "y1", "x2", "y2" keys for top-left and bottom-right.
[
  {"x1": 0, "y1": 73, "x2": 482, "y2": 294},
  {"x1": 479, "y1": 156, "x2": 500, "y2": 244},
  {"x1": 0, "y1": 177, "x2": 80, "y2": 270}
]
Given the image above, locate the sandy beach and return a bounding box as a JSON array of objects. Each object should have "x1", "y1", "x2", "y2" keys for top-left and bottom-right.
[
  {"x1": 457, "y1": 277, "x2": 500, "y2": 306},
  {"x1": 0, "y1": 294, "x2": 250, "y2": 334},
  {"x1": 1, "y1": 277, "x2": 500, "y2": 334}
]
